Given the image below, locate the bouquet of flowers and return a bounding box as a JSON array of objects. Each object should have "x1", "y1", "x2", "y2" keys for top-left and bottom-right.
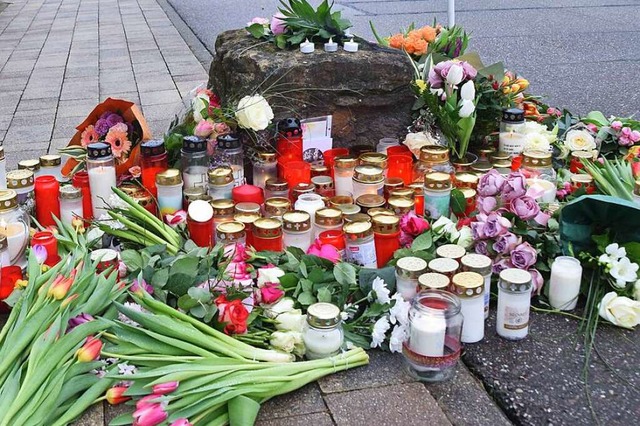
[
  {"x1": 60, "y1": 98, "x2": 150, "y2": 177},
  {"x1": 472, "y1": 170, "x2": 561, "y2": 295}
]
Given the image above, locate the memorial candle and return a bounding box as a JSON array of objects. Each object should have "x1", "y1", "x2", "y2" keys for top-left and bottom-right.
[
  {"x1": 187, "y1": 200, "x2": 214, "y2": 247},
  {"x1": 72, "y1": 171, "x2": 93, "y2": 221},
  {"x1": 549, "y1": 256, "x2": 583, "y2": 311},
  {"x1": 86, "y1": 142, "x2": 117, "y2": 219},
  {"x1": 34, "y1": 176, "x2": 60, "y2": 227},
  {"x1": 59, "y1": 185, "x2": 83, "y2": 226},
  {"x1": 140, "y1": 139, "x2": 168, "y2": 198},
  {"x1": 31, "y1": 231, "x2": 60, "y2": 266}
]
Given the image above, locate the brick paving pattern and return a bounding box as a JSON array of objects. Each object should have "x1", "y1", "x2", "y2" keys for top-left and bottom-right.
[{"x1": 0, "y1": 0, "x2": 207, "y2": 169}]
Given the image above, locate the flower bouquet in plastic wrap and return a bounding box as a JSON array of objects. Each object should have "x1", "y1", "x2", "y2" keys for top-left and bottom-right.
[{"x1": 60, "y1": 97, "x2": 151, "y2": 178}]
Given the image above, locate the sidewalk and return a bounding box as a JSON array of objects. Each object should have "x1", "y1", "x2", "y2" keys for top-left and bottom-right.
[{"x1": 0, "y1": 0, "x2": 208, "y2": 169}]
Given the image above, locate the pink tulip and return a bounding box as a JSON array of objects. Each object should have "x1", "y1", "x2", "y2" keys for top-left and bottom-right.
[
  {"x1": 133, "y1": 403, "x2": 168, "y2": 426},
  {"x1": 152, "y1": 381, "x2": 179, "y2": 395},
  {"x1": 136, "y1": 394, "x2": 163, "y2": 409},
  {"x1": 306, "y1": 239, "x2": 340, "y2": 263},
  {"x1": 170, "y1": 419, "x2": 193, "y2": 426},
  {"x1": 165, "y1": 210, "x2": 187, "y2": 226},
  {"x1": 76, "y1": 336, "x2": 102, "y2": 362},
  {"x1": 270, "y1": 13, "x2": 287, "y2": 35}
]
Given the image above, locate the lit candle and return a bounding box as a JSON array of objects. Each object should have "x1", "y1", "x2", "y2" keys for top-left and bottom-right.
[
  {"x1": 86, "y1": 143, "x2": 117, "y2": 219},
  {"x1": 526, "y1": 178, "x2": 556, "y2": 203},
  {"x1": 549, "y1": 256, "x2": 583, "y2": 311},
  {"x1": 409, "y1": 312, "x2": 446, "y2": 357},
  {"x1": 300, "y1": 39, "x2": 314, "y2": 54},
  {"x1": 324, "y1": 37, "x2": 338, "y2": 52},
  {"x1": 343, "y1": 38, "x2": 359, "y2": 52},
  {"x1": 498, "y1": 131, "x2": 527, "y2": 156}
]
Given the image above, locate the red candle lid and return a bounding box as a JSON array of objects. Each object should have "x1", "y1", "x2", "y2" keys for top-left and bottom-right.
[
  {"x1": 72, "y1": 171, "x2": 90, "y2": 186},
  {"x1": 232, "y1": 185, "x2": 264, "y2": 205}
]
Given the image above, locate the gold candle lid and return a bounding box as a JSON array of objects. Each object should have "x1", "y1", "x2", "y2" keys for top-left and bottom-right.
[
  {"x1": 499, "y1": 268, "x2": 532, "y2": 291},
  {"x1": 337, "y1": 203, "x2": 361, "y2": 215},
  {"x1": 307, "y1": 302, "x2": 341, "y2": 328},
  {"x1": 490, "y1": 151, "x2": 511, "y2": 163},
  {"x1": 367, "y1": 207, "x2": 395, "y2": 218},
  {"x1": 0, "y1": 189, "x2": 18, "y2": 211},
  {"x1": 371, "y1": 214, "x2": 400, "y2": 234},
  {"x1": 40, "y1": 154, "x2": 61, "y2": 167},
  {"x1": 234, "y1": 202, "x2": 261, "y2": 214},
  {"x1": 356, "y1": 194, "x2": 385, "y2": 209},
  {"x1": 208, "y1": 167, "x2": 234, "y2": 185},
  {"x1": 292, "y1": 182, "x2": 315, "y2": 197},
  {"x1": 419, "y1": 145, "x2": 449, "y2": 163},
  {"x1": 429, "y1": 257, "x2": 459, "y2": 275},
  {"x1": 265, "y1": 178, "x2": 289, "y2": 191},
  {"x1": 358, "y1": 152, "x2": 388, "y2": 168},
  {"x1": 253, "y1": 217, "x2": 282, "y2": 238},
  {"x1": 0, "y1": 234, "x2": 6, "y2": 251},
  {"x1": 418, "y1": 272, "x2": 450, "y2": 289},
  {"x1": 131, "y1": 190, "x2": 154, "y2": 208},
  {"x1": 257, "y1": 151, "x2": 277, "y2": 163},
  {"x1": 387, "y1": 196, "x2": 415, "y2": 215},
  {"x1": 18, "y1": 159, "x2": 40, "y2": 172},
  {"x1": 184, "y1": 185, "x2": 206, "y2": 199},
  {"x1": 477, "y1": 148, "x2": 496, "y2": 160},
  {"x1": 311, "y1": 175, "x2": 333, "y2": 191},
  {"x1": 282, "y1": 210, "x2": 311, "y2": 232},
  {"x1": 408, "y1": 181, "x2": 423, "y2": 196},
  {"x1": 436, "y1": 244, "x2": 466, "y2": 260},
  {"x1": 451, "y1": 272, "x2": 484, "y2": 298},
  {"x1": 384, "y1": 177, "x2": 404, "y2": 191},
  {"x1": 461, "y1": 253, "x2": 492, "y2": 276},
  {"x1": 390, "y1": 187, "x2": 414, "y2": 199},
  {"x1": 334, "y1": 155, "x2": 357, "y2": 169},
  {"x1": 156, "y1": 169, "x2": 183, "y2": 186},
  {"x1": 7, "y1": 169, "x2": 35, "y2": 189},
  {"x1": 311, "y1": 164, "x2": 329, "y2": 175},
  {"x1": 343, "y1": 220, "x2": 373, "y2": 239},
  {"x1": 396, "y1": 256, "x2": 428, "y2": 279},
  {"x1": 234, "y1": 212, "x2": 261, "y2": 226},
  {"x1": 454, "y1": 172, "x2": 479, "y2": 189},
  {"x1": 424, "y1": 172, "x2": 452, "y2": 191},
  {"x1": 493, "y1": 160, "x2": 513, "y2": 169},
  {"x1": 315, "y1": 207, "x2": 343, "y2": 226},
  {"x1": 522, "y1": 150, "x2": 552, "y2": 168},
  {"x1": 216, "y1": 221, "x2": 246, "y2": 243},
  {"x1": 210, "y1": 198, "x2": 235, "y2": 217},
  {"x1": 353, "y1": 165, "x2": 384, "y2": 183},
  {"x1": 329, "y1": 195, "x2": 354, "y2": 207},
  {"x1": 571, "y1": 174, "x2": 592, "y2": 185},
  {"x1": 59, "y1": 185, "x2": 82, "y2": 200},
  {"x1": 471, "y1": 161, "x2": 493, "y2": 174},
  {"x1": 344, "y1": 213, "x2": 372, "y2": 224},
  {"x1": 265, "y1": 197, "x2": 291, "y2": 217}
]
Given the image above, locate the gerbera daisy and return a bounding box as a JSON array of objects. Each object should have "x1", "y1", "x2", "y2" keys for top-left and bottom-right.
[
  {"x1": 80, "y1": 125, "x2": 100, "y2": 147},
  {"x1": 105, "y1": 128, "x2": 132, "y2": 159}
]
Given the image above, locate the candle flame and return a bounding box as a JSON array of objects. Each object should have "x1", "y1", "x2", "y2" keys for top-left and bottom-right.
[{"x1": 329, "y1": 37, "x2": 333, "y2": 43}]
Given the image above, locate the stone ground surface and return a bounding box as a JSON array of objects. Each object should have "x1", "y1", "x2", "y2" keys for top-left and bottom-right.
[{"x1": 1, "y1": 0, "x2": 639, "y2": 425}]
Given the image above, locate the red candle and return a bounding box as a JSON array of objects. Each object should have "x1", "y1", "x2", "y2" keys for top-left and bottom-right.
[
  {"x1": 1, "y1": 265, "x2": 23, "y2": 311},
  {"x1": 72, "y1": 171, "x2": 93, "y2": 221},
  {"x1": 90, "y1": 248, "x2": 119, "y2": 275},
  {"x1": 252, "y1": 218, "x2": 283, "y2": 252},
  {"x1": 387, "y1": 155, "x2": 413, "y2": 185},
  {"x1": 276, "y1": 118, "x2": 303, "y2": 163},
  {"x1": 232, "y1": 185, "x2": 264, "y2": 205},
  {"x1": 283, "y1": 161, "x2": 311, "y2": 190},
  {"x1": 372, "y1": 215, "x2": 400, "y2": 267},
  {"x1": 31, "y1": 231, "x2": 60, "y2": 266},
  {"x1": 187, "y1": 200, "x2": 214, "y2": 247},
  {"x1": 409, "y1": 182, "x2": 424, "y2": 216},
  {"x1": 386, "y1": 145, "x2": 412, "y2": 158},
  {"x1": 323, "y1": 148, "x2": 349, "y2": 179},
  {"x1": 319, "y1": 229, "x2": 345, "y2": 260},
  {"x1": 34, "y1": 176, "x2": 60, "y2": 227},
  {"x1": 140, "y1": 140, "x2": 169, "y2": 198}
]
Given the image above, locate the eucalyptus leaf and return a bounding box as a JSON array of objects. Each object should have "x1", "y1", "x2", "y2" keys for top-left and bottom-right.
[
  {"x1": 334, "y1": 262, "x2": 357, "y2": 286},
  {"x1": 121, "y1": 250, "x2": 144, "y2": 272},
  {"x1": 317, "y1": 287, "x2": 332, "y2": 303},
  {"x1": 297, "y1": 291, "x2": 316, "y2": 306},
  {"x1": 411, "y1": 232, "x2": 433, "y2": 251}
]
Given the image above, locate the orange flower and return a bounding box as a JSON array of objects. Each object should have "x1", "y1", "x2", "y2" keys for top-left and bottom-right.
[
  {"x1": 407, "y1": 30, "x2": 422, "y2": 40},
  {"x1": 412, "y1": 39, "x2": 428, "y2": 56},
  {"x1": 420, "y1": 26, "x2": 437, "y2": 42},
  {"x1": 389, "y1": 34, "x2": 404, "y2": 49},
  {"x1": 80, "y1": 125, "x2": 100, "y2": 147},
  {"x1": 105, "y1": 128, "x2": 132, "y2": 159},
  {"x1": 76, "y1": 336, "x2": 103, "y2": 362},
  {"x1": 106, "y1": 386, "x2": 131, "y2": 405}
]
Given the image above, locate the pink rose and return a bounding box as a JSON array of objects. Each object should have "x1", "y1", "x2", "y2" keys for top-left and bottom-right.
[
  {"x1": 224, "y1": 261, "x2": 252, "y2": 281},
  {"x1": 471, "y1": 221, "x2": 486, "y2": 240},
  {"x1": 483, "y1": 212, "x2": 511, "y2": 238},
  {"x1": 493, "y1": 257, "x2": 514, "y2": 274},
  {"x1": 476, "y1": 196, "x2": 497, "y2": 214},
  {"x1": 194, "y1": 120, "x2": 214, "y2": 138},
  {"x1": 165, "y1": 210, "x2": 187, "y2": 226},
  {"x1": 502, "y1": 172, "x2": 527, "y2": 201},
  {"x1": 400, "y1": 211, "x2": 430, "y2": 236},
  {"x1": 306, "y1": 239, "x2": 340, "y2": 263},
  {"x1": 611, "y1": 120, "x2": 623, "y2": 131},
  {"x1": 631, "y1": 130, "x2": 640, "y2": 143},
  {"x1": 529, "y1": 268, "x2": 544, "y2": 296},
  {"x1": 223, "y1": 243, "x2": 253, "y2": 263},
  {"x1": 546, "y1": 107, "x2": 562, "y2": 117},
  {"x1": 492, "y1": 232, "x2": 519, "y2": 254},
  {"x1": 510, "y1": 242, "x2": 537, "y2": 269},
  {"x1": 586, "y1": 123, "x2": 598, "y2": 133},
  {"x1": 260, "y1": 283, "x2": 284, "y2": 305},
  {"x1": 619, "y1": 127, "x2": 634, "y2": 146},
  {"x1": 270, "y1": 13, "x2": 287, "y2": 35},
  {"x1": 509, "y1": 196, "x2": 540, "y2": 220},
  {"x1": 477, "y1": 170, "x2": 506, "y2": 197},
  {"x1": 214, "y1": 122, "x2": 231, "y2": 135}
]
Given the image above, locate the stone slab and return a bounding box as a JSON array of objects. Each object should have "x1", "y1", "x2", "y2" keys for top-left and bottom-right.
[
  {"x1": 257, "y1": 382, "x2": 328, "y2": 421},
  {"x1": 257, "y1": 412, "x2": 335, "y2": 426}
]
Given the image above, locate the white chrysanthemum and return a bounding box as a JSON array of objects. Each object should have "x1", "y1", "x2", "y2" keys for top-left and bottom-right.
[
  {"x1": 389, "y1": 293, "x2": 411, "y2": 326},
  {"x1": 370, "y1": 277, "x2": 391, "y2": 305},
  {"x1": 370, "y1": 316, "x2": 391, "y2": 349},
  {"x1": 389, "y1": 324, "x2": 408, "y2": 353}
]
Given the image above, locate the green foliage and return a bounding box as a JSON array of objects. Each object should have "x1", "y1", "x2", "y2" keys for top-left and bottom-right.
[{"x1": 278, "y1": 0, "x2": 352, "y2": 43}]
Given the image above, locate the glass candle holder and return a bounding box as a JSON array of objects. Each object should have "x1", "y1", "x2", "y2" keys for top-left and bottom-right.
[
  {"x1": 140, "y1": 139, "x2": 168, "y2": 198},
  {"x1": 352, "y1": 165, "x2": 384, "y2": 199},
  {"x1": 450, "y1": 272, "x2": 485, "y2": 343},
  {"x1": 498, "y1": 108, "x2": 526, "y2": 155},
  {"x1": 387, "y1": 155, "x2": 413, "y2": 185},
  {"x1": 39, "y1": 154, "x2": 63, "y2": 182},
  {"x1": 156, "y1": 169, "x2": 183, "y2": 216},
  {"x1": 252, "y1": 218, "x2": 283, "y2": 251},
  {"x1": 187, "y1": 199, "x2": 214, "y2": 247},
  {"x1": 264, "y1": 197, "x2": 291, "y2": 220},
  {"x1": 521, "y1": 151, "x2": 556, "y2": 181},
  {"x1": 303, "y1": 302, "x2": 344, "y2": 359},
  {"x1": 0, "y1": 235, "x2": 9, "y2": 267},
  {"x1": 323, "y1": 148, "x2": 349, "y2": 179},
  {"x1": 34, "y1": 176, "x2": 60, "y2": 227},
  {"x1": 233, "y1": 212, "x2": 261, "y2": 249},
  {"x1": 86, "y1": 142, "x2": 117, "y2": 219},
  {"x1": 403, "y1": 290, "x2": 463, "y2": 382},
  {"x1": 253, "y1": 151, "x2": 277, "y2": 189},
  {"x1": 384, "y1": 177, "x2": 404, "y2": 199},
  {"x1": 314, "y1": 207, "x2": 343, "y2": 239},
  {"x1": 183, "y1": 186, "x2": 208, "y2": 210},
  {"x1": 72, "y1": 171, "x2": 93, "y2": 221},
  {"x1": 423, "y1": 172, "x2": 452, "y2": 220},
  {"x1": 319, "y1": 229, "x2": 345, "y2": 260},
  {"x1": 6, "y1": 169, "x2": 35, "y2": 216},
  {"x1": 413, "y1": 146, "x2": 454, "y2": 182},
  {"x1": 372, "y1": 215, "x2": 400, "y2": 268},
  {"x1": 276, "y1": 118, "x2": 303, "y2": 164},
  {"x1": 549, "y1": 256, "x2": 583, "y2": 311},
  {"x1": 59, "y1": 185, "x2": 82, "y2": 226},
  {"x1": 395, "y1": 256, "x2": 429, "y2": 301},
  {"x1": 377, "y1": 137, "x2": 400, "y2": 153},
  {"x1": 496, "y1": 268, "x2": 532, "y2": 340},
  {"x1": 264, "y1": 179, "x2": 289, "y2": 199},
  {"x1": 181, "y1": 136, "x2": 208, "y2": 189},
  {"x1": 282, "y1": 210, "x2": 312, "y2": 253},
  {"x1": 334, "y1": 156, "x2": 356, "y2": 197},
  {"x1": 216, "y1": 134, "x2": 244, "y2": 186},
  {"x1": 344, "y1": 221, "x2": 377, "y2": 268},
  {"x1": 387, "y1": 145, "x2": 412, "y2": 158},
  {"x1": 208, "y1": 167, "x2": 234, "y2": 200},
  {"x1": 0, "y1": 190, "x2": 30, "y2": 267}
]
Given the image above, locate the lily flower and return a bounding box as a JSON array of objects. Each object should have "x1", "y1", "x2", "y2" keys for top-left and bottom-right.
[{"x1": 76, "y1": 336, "x2": 103, "y2": 362}]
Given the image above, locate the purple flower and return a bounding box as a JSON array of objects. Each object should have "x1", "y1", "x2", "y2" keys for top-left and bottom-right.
[
  {"x1": 99, "y1": 111, "x2": 112, "y2": 120},
  {"x1": 105, "y1": 113, "x2": 124, "y2": 128},
  {"x1": 270, "y1": 13, "x2": 287, "y2": 35},
  {"x1": 131, "y1": 278, "x2": 153, "y2": 295},
  {"x1": 477, "y1": 170, "x2": 506, "y2": 197},
  {"x1": 492, "y1": 232, "x2": 519, "y2": 254},
  {"x1": 33, "y1": 244, "x2": 47, "y2": 264},
  {"x1": 502, "y1": 172, "x2": 527, "y2": 202},
  {"x1": 68, "y1": 313, "x2": 94, "y2": 332},
  {"x1": 476, "y1": 196, "x2": 497, "y2": 214},
  {"x1": 529, "y1": 268, "x2": 544, "y2": 296},
  {"x1": 509, "y1": 196, "x2": 540, "y2": 220},
  {"x1": 474, "y1": 241, "x2": 489, "y2": 255},
  {"x1": 471, "y1": 221, "x2": 486, "y2": 240},
  {"x1": 460, "y1": 61, "x2": 477, "y2": 79},
  {"x1": 95, "y1": 118, "x2": 110, "y2": 136},
  {"x1": 493, "y1": 257, "x2": 514, "y2": 274},
  {"x1": 484, "y1": 212, "x2": 511, "y2": 238},
  {"x1": 510, "y1": 242, "x2": 537, "y2": 269}
]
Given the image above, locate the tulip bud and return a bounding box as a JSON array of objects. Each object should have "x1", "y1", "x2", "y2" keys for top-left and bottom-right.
[
  {"x1": 106, "y1": 386, "x2": 130, "y2": 405},
  {"x1": 61, "y1": 293, "x2": 79, "y2": 308},
  {"x1": 76, "y1": 336, "x2": 103, "y2": 362},
  {"x1": 14, "y1": 279, "x2": 28, "y2": 289},
  {"x1": 152, "y1": 381, "x2": 179, "y2": 395},
  {"x1": 136, "y1": 394, "x2": 163, "y2": 409},
  {"x1": 510, "y1": 83, "x2": 521, "y2": 93},
  {"x1": 170, "y1": 419, "x2": 193, "y2": 426},
  {"x1": 133, "y1": 403, "x2": 168, "y2": 426},
  {"x1": 48, "y1": 276, "x2": 73, "y2": 300}
]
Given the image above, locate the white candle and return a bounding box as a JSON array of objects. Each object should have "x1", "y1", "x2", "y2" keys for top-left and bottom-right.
[
  {"x1": 88, "y1": 166, "x2": 116, "y2": 218},
  {"x1": 343, "y1": 38, "x2": 359, "y2": 52},
  {"x1": 183, "y1": 166, "x2": 208, "y2": 189},
  {"x1": 409, "y1": 312, "x2": 446, "y2": 357},
  {"x1": 526, "y1": 178, "x2": 556, "y2": 203},
  {"x1": 324, "y1": 37, "x2": 338, "y2": 52},
  {"x1": 300, "y1": 39, "x2": 314, "y2": 54},
  {"x1": 498, "y1": 131, "x2": 527, "y2": 155},
  {"x1": 303, "y1": 327, "x2": 343, "y2": 358},
  {"x1": 496, "y1": 287, "x2": 531, "y2": 340},
  {"x1": 549, "y1": 256, "x2": 582, "y2": 311},
  {"x1": 0, "y1": 220, "x2": 28, "y2": 266}
]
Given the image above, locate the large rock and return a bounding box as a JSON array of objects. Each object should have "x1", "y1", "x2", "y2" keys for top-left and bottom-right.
[{"x1": 208, "y1": 30, "x2": 415, "y2": 148}]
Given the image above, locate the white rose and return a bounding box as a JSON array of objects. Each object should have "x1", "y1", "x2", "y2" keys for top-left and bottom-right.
[
  {"x1": 564, "y1": 129, "x2": 596, "y2": 152},
  {"x1": 264, "y1": 297, "x2": 295, "y2": 319},
  {"x1": 598, "y1": 292, "x2": 640, "y2": 328},
  {"x1": 270, "y1": 331, "x2": 303, "y2": 353},
  {"x1": 257, "y1": 266, "x2": 285, "y2": 287},
  {"x1": 192, "y1": 93, "x2": 210, "y2": 123},
  {"x1": 524, "y1": 133, "x2": 551, "y2": 153},
  {"x1": 460, "y1": 80, "x2": 475, "y2": 100},
  {"x1": 275, "y1": 309, "x2": 306, "y2": 332},
  {"x1": 521, "y1": 121, "x2": 547, "y2": 134},
  {"x1": 454, "y1": 226, "x2": 474, "y2": 249},
  {"x1": 634, "y1": 280, "x2": 640, "y2": 301},
  {"x1": 432, "y1": 216, "x2": 455, "y2": 236},
  {"x1": 235, "y1": 95, "x2": 274, "y2": 131},
  {"x1": 458, "y1": 99, "x2": 475, "y2": 118},
  {"x1": 446, "y1": 64, "x2": 463, "y2": 86}
]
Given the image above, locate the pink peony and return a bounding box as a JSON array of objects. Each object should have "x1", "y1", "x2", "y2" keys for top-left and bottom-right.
[
  {"x1": 270, "y1": 13, "x2": 287, "y2": 35},
  {"x1": 260, "y1": 283, "x2": 284, "y2": 304},
  {"x1": 502, "y1": 172, "x2": 527, "y2": 201},
  {"x1": 194, "y1": 120, "x2": 214, "y2": 138},
  {"x1": 510, "y1": 242, "x2": 537, "y2": 269},
  {"x1": 477, "y1": 170, "x2": 506, "y2": 197},
  {"x1": 307, "y1": 239, "x2": 340, "y2": 263},
  {"x1": 509, "y1": 196, "x2": 540, "y2": 220}
]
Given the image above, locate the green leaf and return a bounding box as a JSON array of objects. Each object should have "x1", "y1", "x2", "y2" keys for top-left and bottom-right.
[
  {"x1": 297, "y1": 291, "x2": 316, "y2": 306},
  {"x1": 308, "y1": 268, "x2": 325, "y2": 284},
  {"x1": 317, "y1": 287, "x2": 332, "y2": 303},
  {"x1": 300, "y1": 278, "x2": 314, "y2": 293},
  {"x1": 279, "y1": 273, "x2": 299, "y2": 289},
  {"x1": 359, "y1": 266, "x2": 396, "y2": 293},
  {"x1": 177, "y1": 294, "x2": 199, "y2": 311},
  {"x1": 121, "y1": 250, "x2": 144, "y2": 271},
  {"x1": 150, "y1": 268, "x2": 169, "y2": 289},
  {"x1": 187, "y1": 287, "x2": 212, "y2": 303},
  {"x1": 584, "y1": 111, "x2": 609, "y2": 127},
  {"x1": 450, "y1": 188, "x2": 467, "y2": 215},
  {"x1": 247, "y1": 23, "x2": 267, "y2": 39},
  {"x1": 411, "y1": 232, "x2": 433, "y2": 251},
  {"x1": 334, "y1": 262, "x2": 357, "y2": 286},
  {"x1": 623, "y1": 242, "x2": 640, "y2": 264}
]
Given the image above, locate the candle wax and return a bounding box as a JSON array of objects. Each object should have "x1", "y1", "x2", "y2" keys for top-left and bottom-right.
[
  {"x1": 88, "y1": 166, "x2": 116, "y2": 218},
  {"x1": 549, "y1": 257, "x2": 582, "y2": 311},
  {"x1": 410, "y1": 312, "x2": 446, "y2": 357}
]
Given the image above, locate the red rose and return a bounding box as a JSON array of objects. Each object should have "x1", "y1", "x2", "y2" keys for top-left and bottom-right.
[
  {"x1": 215, "y1": 296, "x2": 249, "y2": 335},
  {"x1": 1, "y1": 266, "x2": 23, "y2": 299}
]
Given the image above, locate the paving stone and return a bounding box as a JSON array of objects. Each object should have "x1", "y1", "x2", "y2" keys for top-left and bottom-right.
[
  {"x1": 71, "y1": 402, "x2": 104, "y2": 426},
  {"x1": 16, "y1": 97, "x2": 59, "y2": 112},
  {"x1": 318, "y1": 350, "x2": 417, "y2": 394},
  {"x1": 104, "y1": 401, "x2": 131, "y2": 425},
  {"x1": 257, "y1": 383, "x2": 327, "y2": 421},
  {"x1": 4, "y1": 148, "x2": 49, "y2": 169},
  {"x1": 139, "y1": 89, "x2": 181, "y2": 106},
  {"x1": 57, "y1": 99, "x2": 101, "y2": 118},
  {"x1": 141, "y1": 103, "x2": 182, "y2": 122},
  {"x1": 324, "y1": 382, "x2": 452, "y2": 426},
  {"x1": 257, "y1": 412, "x2": 335, "y2": 426}
]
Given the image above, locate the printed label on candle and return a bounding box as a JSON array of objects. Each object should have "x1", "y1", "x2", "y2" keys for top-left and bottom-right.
[
  {"x1": 346, "y1": 241, "x2": 377, "y2": 268},
  {"x1": 503, "y1": 305, "x2": 529, "y2": 330},
  {"x1": 498, "y1": 132, "x2": 527, "y2": 155},
  {"x1": 424, "y1": 193, "x2": 450, "y2": 219}
]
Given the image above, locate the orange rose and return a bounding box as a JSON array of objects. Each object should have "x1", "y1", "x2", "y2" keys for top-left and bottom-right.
[
  {"x1": 412, "y1": 39, "x2": 428, "y2": 56},
  {"x1": 389, "y1": 34, "x2": 404, "y2": 49},
  {"x1": 407, "y1": 29, "x2": 422, "y2": 40},
  {"x1": 420, "y1": 26, "x2": 436, "y2": 42}
]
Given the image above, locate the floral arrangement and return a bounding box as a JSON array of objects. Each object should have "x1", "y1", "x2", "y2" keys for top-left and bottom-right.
[
  {"x1": 246, "y1": 0, "x2": 352, "y2": 49},
  {"x1": 374, "y1": 23, "x2": 468, "y2": 61},
  {"x1": 379, "y1": 24, "x2": 440, "y2": 57}
]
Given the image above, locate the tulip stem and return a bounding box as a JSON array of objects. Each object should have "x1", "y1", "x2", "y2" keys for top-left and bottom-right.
[{"x1": 531, "y1": 306, "x2": 585, "y2": 321}]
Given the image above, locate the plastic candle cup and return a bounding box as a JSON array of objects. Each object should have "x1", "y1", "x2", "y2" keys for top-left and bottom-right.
[
  {"x1": 140, "y1": 139, "x2": 168, "y2": 198},
  {"x1": 156, "y1": 169, "x2": 183, "y2": 216},
  {"x1": 59, "y1": 185, "x2": 83, "y2": 226},
  {"x1": 549, "y1": 256, "x2": 583, "y2": 311},
  {"x1": 283, "y1": 161, "x2": 311, "y2": 192},
  {"x1": 208, "y1": 167, "x2": 235, "y2": 200},
  {"x1": 233, "y1": 212, "x2": 261, "y2": 249},
  {"x1": 232, "y1": 185, "x2": 264, "y2": 205},
  {"x1": 324, "y1": 37, "x2": 338, "y2": 52},
  {"x1": 386, "y1": 145, "x2": 412, "y2": 158},
  {"x1": 31, "y1": 231, "x2": 60, "y2": 266},
  {"x1": 300, "y1": 39, "x2": 315, "y2": 54},
  {"x1": 343, "y1": 38, "x2": 359, "y2": 52},
  {"x1": 319, "y1": 229, "x2": 346, "y2": 259},
  {"x1": 387, "y1": 155, "x2": 413, "y2": 185},
  {"x1": 282, "y1": 210, "x2": 313, "y2": 253},
  {"x1": 39, "y1": 154, "x2": 64, "y2": 182},
  {"x1": 323, "y1": 148, "x2": 349, "y2": 179},
  {"x1": 72, "y1": 171, "x2": 93, "y2": 221},
  {"x1": 450, "y1": 272, "x2": 485, "y2": 343},
  {"x1": 216, "y1": 134, "x2": 245, "y2": 187},
  {"x1": 264, "y1": 197, "x2": 292, "y2": 220},
  {"x1": 180, "y1": 136, "x2": 208, "y2": 189},
  {"x1": 187, "y1": 200, "x2": 214, "y2": 247},
  {"x1": 423, "y1": 172, "x2": 452, "y2": 220},
  {"x1": 252, "y1": 218, "x2": 283, "y2": 251},
  {"x1": 460, "y1": 254, "x2": 493, "y2": 319},
  {"x1": 253, "y1": 151, "x2": 278, "y2": 189},
  {"x1": 496, "y1": 268, "x2": 532, "y2": 340},
  {"x1": 395, "y1": 256, "x2": 429, "y2": 301},
  {"x1": 372, "y1": 215, "x2": 400, "y2": 267},
  {"x1": 86, "y1": 142, "x2": 117, "y2": 219}
]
